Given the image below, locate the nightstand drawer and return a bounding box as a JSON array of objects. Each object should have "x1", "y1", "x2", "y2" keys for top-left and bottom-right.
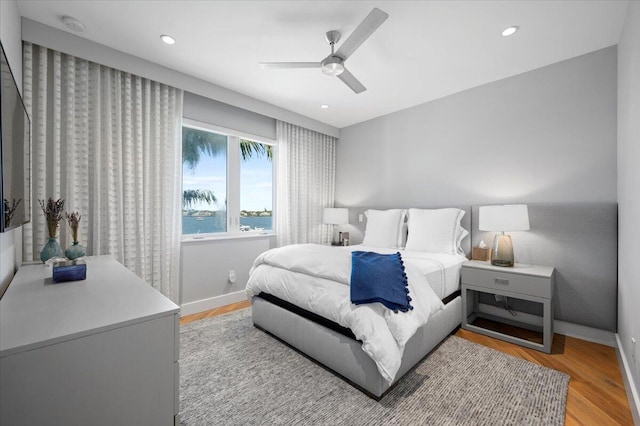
[{"x1": 461, "y1": 267, "x2": 552, "y2": 299}]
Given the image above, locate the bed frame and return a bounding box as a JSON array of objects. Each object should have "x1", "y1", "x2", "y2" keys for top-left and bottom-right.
[
  {"x1": 252, "y1": 294, "x2": 461, "y2": 399},
  {"x1": 251, "y1": 205, "x2": 472, "y2": 399}
]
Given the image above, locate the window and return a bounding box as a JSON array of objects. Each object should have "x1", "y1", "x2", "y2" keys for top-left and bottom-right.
[{"x1": 182, "y1": 120, "x2": 274, "y2": 237}]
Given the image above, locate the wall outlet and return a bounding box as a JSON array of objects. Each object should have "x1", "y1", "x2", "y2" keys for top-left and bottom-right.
[
  {"x1": 228, "y1": 270, "x2": 236, "y2": 284},
  {"x1": 358, "y1": 214, "x2": 364, "y2": 223},
  {"x1": 632, "y1": 337, "x2": 637, "y2": 363}
]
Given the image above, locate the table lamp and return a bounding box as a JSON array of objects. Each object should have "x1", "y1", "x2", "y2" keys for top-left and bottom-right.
[
  {"x1": 478, "y1": 204, "x2": 530, "y2": 267},
  {"x1": 323, "y1": 208, "x2": 349, "y2": 245}
]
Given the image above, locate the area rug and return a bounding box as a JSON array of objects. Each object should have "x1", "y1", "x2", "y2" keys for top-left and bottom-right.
[{"x1": 180, "y1": 309, "x2": 569, "y2": 425}]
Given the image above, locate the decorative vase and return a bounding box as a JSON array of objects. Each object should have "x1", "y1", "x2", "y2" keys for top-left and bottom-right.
[
  {"x1": 40, "y1": 237, "x2": 63, "y2": 263},
  {"x1": 65, "y1": 241, "x2": 86, "y2": 260}
]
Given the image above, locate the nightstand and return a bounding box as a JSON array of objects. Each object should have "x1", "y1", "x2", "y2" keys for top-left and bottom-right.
[{"x1": 461, "y1": 260, "x2": 555, "y2": 353}]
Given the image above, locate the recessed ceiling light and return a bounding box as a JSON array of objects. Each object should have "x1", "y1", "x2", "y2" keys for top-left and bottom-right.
[
  {"x1": 60, "y1": 16, "x2": 86, "y2": 33},
  {"x1": 320, "y1": 104, "x2": 329, "y2": 109},
  {"x1": 160, "y1": 34, "x2": 176, "y2": 45},
  {"x1": 501, "y1": 26, "x2": 519, "y2": 37}
]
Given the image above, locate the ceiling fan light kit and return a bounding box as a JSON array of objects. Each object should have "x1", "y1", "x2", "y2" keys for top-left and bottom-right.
[
  {"x1": 321, "y1": 56, "x2": 345, "y2": 76},
  {"x1": 259, "y1": 8, "x2": 389, "y2": 94}
]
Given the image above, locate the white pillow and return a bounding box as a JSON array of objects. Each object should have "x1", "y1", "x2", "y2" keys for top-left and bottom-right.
[
  {"x1": 405, "y1": 208, "x2": 466, "y2": 254},
  {"x1": 362, "y1": 209, "x2": 407, "y2": 248}
]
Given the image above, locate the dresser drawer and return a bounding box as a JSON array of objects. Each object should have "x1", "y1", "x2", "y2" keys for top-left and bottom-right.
[{"x1": 461, "y1": 267, "x2": 552, "y2": 299}]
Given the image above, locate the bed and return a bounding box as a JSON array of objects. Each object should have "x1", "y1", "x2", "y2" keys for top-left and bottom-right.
[{"x1": 246, "y1": 207, "x2": 471, "y2": 399}]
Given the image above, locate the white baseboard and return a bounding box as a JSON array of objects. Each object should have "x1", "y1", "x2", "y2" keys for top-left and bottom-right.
[
  {"x1": 477, "y1": 303, "x2": 616, "y2": 347},
  {"x1": 180, "y1": 291, "x2": 248, "y2": 317},
  {"x1": 616, "y1": 334, "x2": 640, "y2": 426}
]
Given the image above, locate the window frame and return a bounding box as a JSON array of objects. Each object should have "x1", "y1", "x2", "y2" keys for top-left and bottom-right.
[{"x1": 181, "y1": 118, "x2": 276, "y2": 241}]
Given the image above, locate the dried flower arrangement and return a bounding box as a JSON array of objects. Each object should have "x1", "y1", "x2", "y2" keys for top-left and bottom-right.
[
  {"x1": 66, "y1": 211, "x2": 82, "y2": 242},
  {"x1": 38, "y1": 198, "x2": 65, "y2": 238}
]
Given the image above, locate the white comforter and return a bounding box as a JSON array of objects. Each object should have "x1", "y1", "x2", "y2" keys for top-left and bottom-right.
[{"x1": 245, "y1": 244, "x2": 445, "y2": 383}]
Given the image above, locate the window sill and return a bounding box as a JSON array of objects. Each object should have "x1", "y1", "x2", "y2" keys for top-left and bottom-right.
[{"x1": 181, "y1": 232, "x2": 276, "y2": 244}]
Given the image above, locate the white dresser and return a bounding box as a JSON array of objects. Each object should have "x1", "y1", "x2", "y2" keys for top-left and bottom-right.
[{"x1": 0, "y1": 255, "x2": 180, "y2": 426}]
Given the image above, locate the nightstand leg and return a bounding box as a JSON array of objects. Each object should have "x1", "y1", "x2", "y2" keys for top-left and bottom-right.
[
  {"x1": 462, "y1": 287, "x2": 467, "y2": 327},
  {"x1": 543, "y1": 299, "x2": 553, "y2": 353},
  {"x1": 461, "y1": 286, "x2": 480, "y2": 329}
]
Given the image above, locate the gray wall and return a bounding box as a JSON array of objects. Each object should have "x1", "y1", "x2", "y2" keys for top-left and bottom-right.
[
  {"x1": 617, "y1": 1, "x2": 640, "y2": 416},
  {"x1": 0, "y1": 0, "x2": 23, "y2": 290},
  {"x1": 472, "y1": 203, "x2": 617, "y2": 332},
  {"x1": 335, "y1": 46, "x2": 617, "y2": 207},
  {"x1": 335, "y1": 47, "x2": 618, "y2": 333},
  {"x1": 183, "y1": 92, "x2": 276, "y2": 140},
  {"x1": 181, "y1": 236, "x2": 276, "y2": 308}
]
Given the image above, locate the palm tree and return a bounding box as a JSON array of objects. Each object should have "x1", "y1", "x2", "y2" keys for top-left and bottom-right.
[
  {"x1": 183, "y1": 128, "x2": 226, "y2": 172},
  {"x1": 183, "y1": 189, "x2": 216, "y2": 209},
  {"x1": 183, "y1": 128, "x2": 273, "y2": 171},
  {"x1": 240, "y1": 139, "x2": 273, "y2": 162},
  {"x1": 182, "y1": 127, "x2": 272, "y2": 208}
]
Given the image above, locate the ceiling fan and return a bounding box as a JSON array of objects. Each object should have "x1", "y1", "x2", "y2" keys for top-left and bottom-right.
[{"x1": 259, "y1": 8, "x2": 389, "y2": 94}]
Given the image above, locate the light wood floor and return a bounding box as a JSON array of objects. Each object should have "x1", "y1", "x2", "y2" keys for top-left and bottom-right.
[
  {"x1": 180, "y1": 300, "x2": 251, "y2": 325},
  {"x1": 180, "y1": 302, "x2": 634, "y2": 425}
]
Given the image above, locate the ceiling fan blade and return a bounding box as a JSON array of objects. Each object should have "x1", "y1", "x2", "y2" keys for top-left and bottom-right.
[
  {"x1": 338, "y1": 68, "x2": 366, "y2": 94},
  {"x1": 334, "y1": 8, "x2": 388, "y2": 61},
  {"x1": 259, "y1": 62, "x2": 321, "y2": 69}
]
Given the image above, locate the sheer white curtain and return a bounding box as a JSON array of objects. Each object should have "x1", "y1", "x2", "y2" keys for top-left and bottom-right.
[
  {"x1": 276, "y1": 120, "x2": 337, "y2": 246},
  {"x1": 22, "y1": 43, "x2": 183, "y2": 301}
]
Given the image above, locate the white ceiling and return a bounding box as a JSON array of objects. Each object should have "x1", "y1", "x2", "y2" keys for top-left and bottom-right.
[{"x1": 16, "y1": 1, "x2": 629, "y2": 129}]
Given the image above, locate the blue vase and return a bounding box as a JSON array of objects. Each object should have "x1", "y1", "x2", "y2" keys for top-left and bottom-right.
[
  {"x1": 40, "y1": 237, "x2": 63, "y2": 263},
  {"x1": 65, "y1": 241, "x2": 86, "y2": 260}
]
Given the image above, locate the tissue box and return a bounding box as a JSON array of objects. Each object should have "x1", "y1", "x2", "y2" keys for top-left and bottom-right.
[
  {"x1": 471, "y1": 247, "x2": 492, "y2": 261},
  {"x1": 52, "y1": 259, "x2": 87, "y2": 283}
]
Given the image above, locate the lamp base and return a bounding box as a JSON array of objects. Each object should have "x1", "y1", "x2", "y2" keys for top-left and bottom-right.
[
  {"x1": 491, "y1": 234, "x2": 514, "y2": 267},
  {"x1": 331, "y1": 231, "x2": 343, "y2": 246}
]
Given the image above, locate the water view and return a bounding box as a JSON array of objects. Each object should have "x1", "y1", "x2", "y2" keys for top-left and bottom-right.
[{"x1": 183, "y1": 214, "x2": 272, "y2": 235}]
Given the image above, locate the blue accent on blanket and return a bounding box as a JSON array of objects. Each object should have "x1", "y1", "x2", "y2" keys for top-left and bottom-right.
[{"x1": 350, "y1": 251, "x2": 413, "y2": 312}]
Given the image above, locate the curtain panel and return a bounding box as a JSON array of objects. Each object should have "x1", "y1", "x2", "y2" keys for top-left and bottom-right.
[
  {"x1": 276, "y1": 121, "x2": 337, "y2": 246},
  {"x1": 22, "y1": 42, "x2": 183, "y2": 301}
]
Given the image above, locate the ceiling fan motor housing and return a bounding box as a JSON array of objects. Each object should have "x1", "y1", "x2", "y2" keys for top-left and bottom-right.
[{"x1": 322, "y1": 56, "x2": 345, "y2": 76}]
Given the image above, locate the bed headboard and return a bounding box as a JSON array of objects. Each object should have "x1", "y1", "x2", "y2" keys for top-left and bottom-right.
[
  {"x1": 341, "y1": 205, "x2": 473, "y2": 257},
  {"x1": 471, "y1": 202, "x2": 617, "y2": 333},
  {"x1": 342, "y1": 203, "x2": 617, "y2": 333}
]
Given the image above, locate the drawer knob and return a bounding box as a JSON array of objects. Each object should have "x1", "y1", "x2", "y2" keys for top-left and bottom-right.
[{"x1": 495, "y1": 278, "x2": 509, "y2": 285}]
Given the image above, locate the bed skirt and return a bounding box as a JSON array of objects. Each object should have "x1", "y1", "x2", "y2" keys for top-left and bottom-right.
[{"x1": 251, "y1": 295, "x2": 462, "y2": 399}]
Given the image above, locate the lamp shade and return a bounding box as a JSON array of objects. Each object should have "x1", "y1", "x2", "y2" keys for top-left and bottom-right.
[
  {"x1": 323, "y1": 208, "x2": 349, "y2": 225},
  {"x1": 478, "y1": 204, "x2": 530, "y2": 232}
]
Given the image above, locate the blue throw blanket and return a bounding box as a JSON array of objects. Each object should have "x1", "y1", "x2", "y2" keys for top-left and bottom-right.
[{"x1": 350, "y1": 251, "x2": 413, "y2": 312}]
